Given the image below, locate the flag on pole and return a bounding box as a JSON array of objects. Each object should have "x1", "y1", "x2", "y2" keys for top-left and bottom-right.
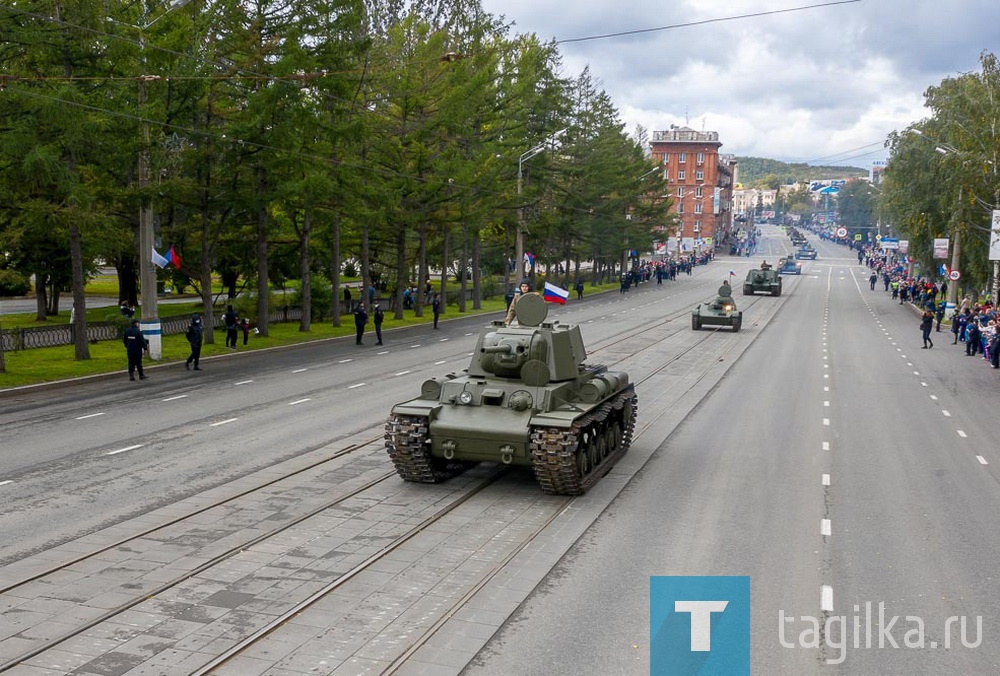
[
  {"x1": 729, "y1": 269, "x2": 736, "y2": 276},
  {"x1": 166, "y1": 245, "x2": 182, "y2": 269},
  {"x1": 151, "y1": 247, "x2": 169, "y2": 269},
  {"x1": 543, "y1": 281, "x2": 569, "y2": 304},
  {"x1": 524, "y1": 251, "x2": 536, "y2": 267}
]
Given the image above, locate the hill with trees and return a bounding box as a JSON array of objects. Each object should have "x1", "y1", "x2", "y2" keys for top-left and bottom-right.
[{"x1": 735, "y1": 157, "x2": 868, "y2": 188}]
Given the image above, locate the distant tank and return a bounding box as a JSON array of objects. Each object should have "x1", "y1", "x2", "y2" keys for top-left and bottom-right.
[
  {"x1": 692, "y1": 283, "x2": 742, "y2": 331},
  {"x1": 384, "y1": 293, "x2": 637, "y2": 495},
  {"x1": 743, "y1": 263, "x2": 782, "y2": 296}
]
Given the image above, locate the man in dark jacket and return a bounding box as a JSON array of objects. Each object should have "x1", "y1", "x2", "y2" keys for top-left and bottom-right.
[
  {"x1": 223, "y1": 305, "x2": 239, "y2": 349},
  {"x1": 123, "y1": 319, "x2": 148, "y2": 381},
  {"x1": 373, "y1": 303, "x2": 384, "y2": 346},
  {"x1": 354, "y1": 302, "x2": 368, "y2": 345},
  {"x1": 185, "y1": 314, "x2": 204, "y2": 370}
]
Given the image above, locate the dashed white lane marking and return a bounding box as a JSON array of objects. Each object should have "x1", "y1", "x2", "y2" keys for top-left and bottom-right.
[
  {"x1": 338, "y1": 359, "x2": 352, "y2": 364},
  {"x1": 76, "y1": 412, "x2": 106, "y2": 420},
  {"x1": 913, "y1": 371, "x2": 920, "y2": 375},
  {"x1": 435, "y1": 360, "x2": 447, "y2": 365},
  {"x1": 822, "y1": 474, "x2": 831, "y2": 486},
  {"x1": 0, "y1": 480, "x2": 12, "y2": 487},
  {"x1": 162, "y1": 395, "x2": 187, "y2": 402},
  {"x1": 824, "y1": 386, "x2": 829, "y2": 392},
  {"x1": 930, "y1": 395, "x2": 938, "y2": 401},
  {"x1": 235, "y1": 380, "x2": 253, "y2": 385},
  {"x1": 821, "y1": 585, "x2": 834, "y2": 612},
  {"x1": 439, "y1": 338, "x2": 449, "y2": 342},
  {"x1": 395, "y1": 371, "x2": 411, "y2": 376},
  {"x1": 465, "y1": 333, "x2": 473, "y2": 336},
  {"x1": 107, "y1": 444, "x2": 143, "y2": 456},
  {"x1": 823, "y1": 401, "x2": 830, "y2": 407},
  {"x1": 348, "y1": 383, "x2": 366, "y2": 389},
  {"x1": 821, "y1": 519, "x2": 832, "y2": 537},
  {"x1": 410, "y1": 345, "x2": 422, "y2": 348},
  {"x1": 823, "y1": 364, "x2": 829, "y2": 369},
  {"x1": 288, "y1": 398, "x2": 311, "y2": 406},
  {"x1": 824, "y1": 374, "x2": 829, "y2": 379},
  {"x1": 907, "y1": 362, "x2": 913, "y2": 367},
  {"x1": 977, "y1": 456, "x2": 989, "y2": 465},
  {"x1": 378, "y1": 351, "x2": 389, "y2": 355},
  {"x1": 921, "y1": 382, "x2": 928, "y2": 387},
  {"x1": 958, "y1": 430, "x2": 968, "y2": 438},
  {"x1": 211, "y1": 418, "x2": 238, "y2": 427},
  {"x1": 942, "y1": 410, "x2": 951, "y2": 417},
  {"x1": 292, "y1": 368, "x2": 308, "y2": 373},
  {"x1": 822, "y1": 418, "x2": 830, "y2": 426}
]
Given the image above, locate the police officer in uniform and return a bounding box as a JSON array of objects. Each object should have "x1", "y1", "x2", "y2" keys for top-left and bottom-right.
[
  {"x1": 123, "y1": 319, "x2": 148, "y2": 381},
  {"x1": 185, "y1": 313, "x2": 204, "y2": 370},
  {"x1": 354, "y1": 302, "x2": 368, "y2": 345}
]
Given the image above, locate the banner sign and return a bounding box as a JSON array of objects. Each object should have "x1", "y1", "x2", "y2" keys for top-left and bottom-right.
[
  {"x1": 991, "y1": 210, "x2": 1000, "y2": 261},
  {"x1": 933, "y1": 238, "x2": 950, "y2": 260}
]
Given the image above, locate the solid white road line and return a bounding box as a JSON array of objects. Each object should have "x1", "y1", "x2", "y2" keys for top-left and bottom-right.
[
  {"x1": 107, "y1": 444, "x2": 143, "y2": 456},
  {"x1": 76, "y1": 412, "x2": 106, "y2": 420},
  {"x1": 821, "y1": 585, "x2": 834, "y2": 612}
]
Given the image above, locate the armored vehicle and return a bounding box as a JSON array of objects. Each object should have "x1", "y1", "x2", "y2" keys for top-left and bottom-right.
[
  {"x1": 743, "y1": 263, "x2": 782, "y2": 296},
  {"x1": 795, "y1": 245, "x2": 817, "y2": 260},
  {"x1": 384, "y1": 293, "x2": 637, "y2": 495},
  {"x1": 779, "y1": 258, "x2": 802, "y2": 275},
  {"x1": 692, "y1": 283, "x2": 742, "y2": 332}
]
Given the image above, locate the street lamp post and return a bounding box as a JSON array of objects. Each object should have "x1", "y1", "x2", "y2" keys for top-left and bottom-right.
[
  {"x1": 516, "y1": 128, "x2": 567, "y2": 284},
  {"x1": 118, "y1": 0, "x2": 189, "y2": 359}
]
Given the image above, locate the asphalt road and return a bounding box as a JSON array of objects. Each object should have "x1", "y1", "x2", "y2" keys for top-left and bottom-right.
[{"x1": 466, "y1": 232, "x2": 1000, "y2": 674}]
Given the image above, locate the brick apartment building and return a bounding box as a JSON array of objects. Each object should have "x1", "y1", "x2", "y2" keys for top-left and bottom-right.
[{"x1": 649, "y1": 126, "x2": 737, "y2": 256}]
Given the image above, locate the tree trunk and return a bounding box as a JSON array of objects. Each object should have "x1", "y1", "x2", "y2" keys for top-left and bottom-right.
[
  {"x1": 69, "y1": 220, "x2": 90, "y2": 360},
  {"x1": 331, "y1": 213, "x2": 341, "y2": 326},
  {"x1": 299, "y1": 209, "x2": 312, "y2": 332},
  {"x1": 117, "y1": 255, "x2": 138, "y2": 307},
  {"x1": 0, "y1": 316, "x2": 5, "y2": 373},
  {"x1": 459, "y1": 223, "x2": 468, "y2": 313},
  {"x1": 200, "y1": 195, "x2": 215, "y2": 345},
  {"x1": 361, "y1": 222, "x2": 370, "y2": 313},
  {"x1": 393, "y1": 219, "x2": 407, "y2": 320},
  {"x1": 471, "y1": 224, "x2": 482, "y2": 310},
  {"x1": 35, "y1": 272, "x2": 47, "y2": 321},
  {"x1": 255, "y1": 168, "x2": 270, "y2": 337},
  {"x1": 415, "y1": 225, "x2": 427, "y2": 318},
  {"x1": 439, "y1": 227, "x2": 448, "y2": 314}
]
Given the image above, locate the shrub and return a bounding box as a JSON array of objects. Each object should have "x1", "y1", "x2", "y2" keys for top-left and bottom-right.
[{"x1": 0, "y1": 269, "x2": 31, "y2": 297}]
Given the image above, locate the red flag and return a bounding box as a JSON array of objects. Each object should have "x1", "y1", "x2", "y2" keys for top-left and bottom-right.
[{"x1": 166, "y1": 245, "x2": 181, "y2": 269}]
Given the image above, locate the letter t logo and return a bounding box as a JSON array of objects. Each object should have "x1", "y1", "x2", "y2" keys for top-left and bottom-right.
[{"x1": 674, "y1": 600, "x2": 729, "y2": 651}]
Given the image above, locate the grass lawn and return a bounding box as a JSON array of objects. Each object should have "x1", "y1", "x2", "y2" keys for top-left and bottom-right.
[{"x1": 1, "y1": 280, "x2": 623, "y2": 390}]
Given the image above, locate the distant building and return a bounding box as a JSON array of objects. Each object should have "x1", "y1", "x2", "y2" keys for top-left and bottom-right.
[{"x1": 649, "y1": 126, "x2": 736, "y2": 255}]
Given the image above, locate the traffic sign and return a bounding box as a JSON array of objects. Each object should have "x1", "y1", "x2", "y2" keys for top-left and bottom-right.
[
  {"x1": 853, "y1": 233, "x2": 862, "y2": 242},
  {"x1": 949, "y1": 270, "x2": 961, "y2": 281},
  {"x1": 835, "y1": 227, "x2": 847, "y2": 238}
]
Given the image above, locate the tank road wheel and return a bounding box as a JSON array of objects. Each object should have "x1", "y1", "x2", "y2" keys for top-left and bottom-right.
[
  {"x1": 576, "y1": 443, "x2": 591, "y2": 476},
  {"x1": 596, "y1": 427, "x2": 608, "y2": 461},
  {"x1": 733, "y1": 317, "x2": 742, "y2": 332},
  {"x1": 384, "y1": 413, "x2": 471, "y2": 483},
  {"x1": 692, "y1": 316, "x2": 700, "y2": 331},
  {"x1": 586, "y1": 433, "x2": 600, "y2": 469},
  {"x1": 743, "y1": 285, "x2": 752, "y2": 295}
]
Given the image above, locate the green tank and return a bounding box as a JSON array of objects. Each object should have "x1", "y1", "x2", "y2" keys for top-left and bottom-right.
[
  {"x1": 692, "y1": 283, "x2": 742, "y2": 331},
  {"x1": 743, "y1": 264, "x2": 782, "y2": 296},
  {"x1": 384, "y1": 293, "x2": 637, "y2": 495}
]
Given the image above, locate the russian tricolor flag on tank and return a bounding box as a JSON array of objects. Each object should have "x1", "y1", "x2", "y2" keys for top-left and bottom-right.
[{"x1": 543, "y1": 282, "x2": 569, "y2": 304}]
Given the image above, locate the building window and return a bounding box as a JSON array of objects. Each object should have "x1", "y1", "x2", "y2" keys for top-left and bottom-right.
[
  {"x1": 693, "y1": 222, "x2": 701, "y2": 233},
  {"x1": 695, "y1": 202, "x2": 703, "y2": 214},
  {"x1": 679, "y1": 152, "x2": 687, "y2": 163},
  {"x1": 696, "y1": 170, "x2": 704, "y2": 181},
  {"x1": 678, "y1": 202, "x2": 685, "y2": 214},
  {"x1": 695, "y1": 187, "x2": 703, "y2": 198},
  {"x1": 677, "y1": 187, "x2": 684, "y2": 198},
  {"x1": 678, "y1": 170, "x2": 686, "y2": 181},
  {"x1": 697, "y1": 152, "x2": 704, "y2": 164}
]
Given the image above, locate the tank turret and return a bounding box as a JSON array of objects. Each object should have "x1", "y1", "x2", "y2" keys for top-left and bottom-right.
[{"x1": 385, "y1": 293, "x2": 636, "y2": 495}]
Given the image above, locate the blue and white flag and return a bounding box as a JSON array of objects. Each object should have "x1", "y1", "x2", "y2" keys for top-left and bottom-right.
[{"x1": 151, "y1": 247, "x2": 169, "y2": 269}]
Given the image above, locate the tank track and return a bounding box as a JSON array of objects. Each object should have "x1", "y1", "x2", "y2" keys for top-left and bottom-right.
[
  {"x1": 384, "y1": 413, "x2": 470, "y2": 483},
  {"x1": 529, "y1": 385, "x2": 637, "y2": 495}
]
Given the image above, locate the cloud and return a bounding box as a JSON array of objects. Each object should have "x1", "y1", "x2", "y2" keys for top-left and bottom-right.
[{"x1": 480, "y1": 0, "x2": 999, "y2": 164}]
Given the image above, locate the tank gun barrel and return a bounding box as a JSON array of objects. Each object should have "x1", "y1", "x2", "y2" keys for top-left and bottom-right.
[{"x1": 481, "y1": 344, "x2": 513, "y2": 354}]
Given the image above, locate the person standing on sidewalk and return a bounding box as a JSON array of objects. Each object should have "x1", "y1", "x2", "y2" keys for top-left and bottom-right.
[
  {"x1": 354, "y1": 302, "x2": 368, "y2": 345},
  {"x1": 432, "y1": 293, "x2": 442, "y2": 329},
  {"x1": 185, "y1": 314, "x2": 204, "y2": 370},
  {"x1": 223, "y1": 305, "x2": 239, "y2": 349},
  {"x1": 123, "y1": 319, "x2": 148, "y2": 381},
  {"x1": 373, "y1": 303, "x2": 384, "y2": 346},
  {"x1": 920, "y1": 310, "x2": 934, "y2": 349}
]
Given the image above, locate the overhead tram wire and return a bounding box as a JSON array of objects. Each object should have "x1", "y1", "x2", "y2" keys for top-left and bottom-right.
[{"x1": 555, "y1": 0, "x2": 861, "y2": 45}]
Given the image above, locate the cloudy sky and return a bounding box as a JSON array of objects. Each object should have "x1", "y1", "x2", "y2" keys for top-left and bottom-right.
[{"x1": 477, "y1": 0, "x2": 999, "y2": 168}]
